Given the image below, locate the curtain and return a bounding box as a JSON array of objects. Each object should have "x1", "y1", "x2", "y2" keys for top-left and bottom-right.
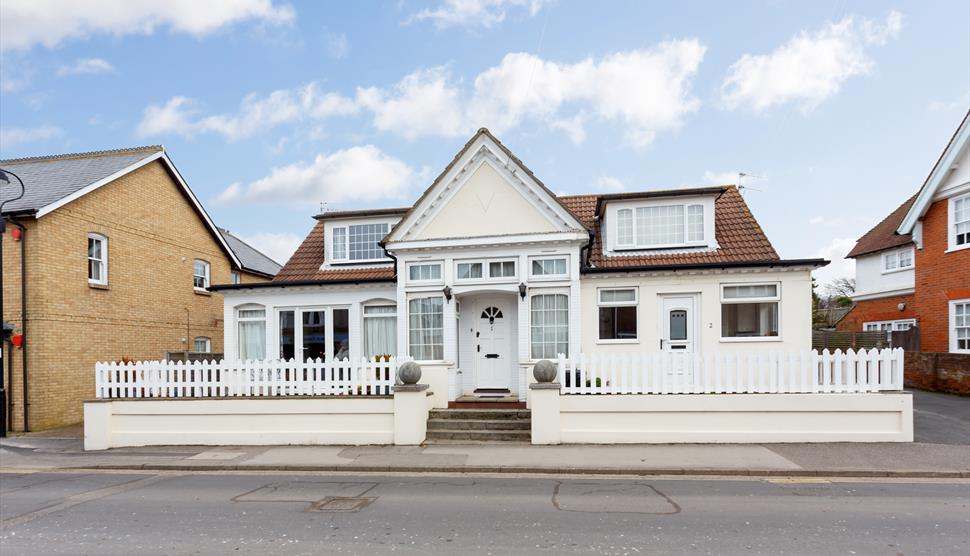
[
  {"x1": 364, "y1": 306, "x2": 397, "y2": 358},
  {"x1": 238, "y1": 321, "x2": 265, "y2": 360}
]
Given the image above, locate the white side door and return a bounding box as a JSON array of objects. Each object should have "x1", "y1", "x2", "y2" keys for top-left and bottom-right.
[{"x1": 475, "y1": 298, "x2": 511, "y2": 389}]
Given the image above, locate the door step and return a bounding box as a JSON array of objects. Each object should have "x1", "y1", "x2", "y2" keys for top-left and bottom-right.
[
  {"x1": 473, "y1": 388, "x2": 511, "y2": 398},
  {"x1": 425, "y1": 408, "x2": 531, "y2": 444}
]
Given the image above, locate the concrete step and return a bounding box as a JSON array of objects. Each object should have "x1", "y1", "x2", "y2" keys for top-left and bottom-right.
[
  {"x1": 427, "y1": 418, "x2": 531, "y2": 431},
  {"x1": 429, "y1": 409, "x2": 531, "y2": 421},
  {"x1": 424, "y1": 429, "x2": 532, "y2": 442}
]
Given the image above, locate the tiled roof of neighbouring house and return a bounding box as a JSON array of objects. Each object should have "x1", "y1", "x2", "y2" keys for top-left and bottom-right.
[
  {"x1": 0, "y1": 146, "x2": 163, "y2": 214},
  {"x1": 845, "y1": 195, "x2": 917, "y2": 258},
  {"x1": 218, "y1": 228, "x2": 283, "y2": 278},
  {"x1": 272, "y1": 184, "x2": 789, "y2": 284}
]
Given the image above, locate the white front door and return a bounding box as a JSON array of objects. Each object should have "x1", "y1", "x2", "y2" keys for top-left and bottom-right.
[
  {"x1": 475, "y1": 298, "x2": 512, "y2": 389},
  {"x1": 660, "y1": 296, "x2": 697, "y2": 352}
]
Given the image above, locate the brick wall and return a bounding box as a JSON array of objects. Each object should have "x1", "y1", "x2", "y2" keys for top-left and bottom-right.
[
  {"x1": 836, "y1": 294, "x2": 917, "y2": 331},
  {"x1": 912, "y1": 199, "x2": 970, "y2": 353},
  {"x1": 905, "y1": 352, "x2": 970, "y2": 395},
  {"x1": 1, "y1": 160, "x2": 267, "y2": 431}
]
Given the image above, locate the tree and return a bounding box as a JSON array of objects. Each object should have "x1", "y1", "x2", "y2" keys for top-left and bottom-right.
[{"x1": 825, "y1": 277, "x2": 856, "y2": 307}]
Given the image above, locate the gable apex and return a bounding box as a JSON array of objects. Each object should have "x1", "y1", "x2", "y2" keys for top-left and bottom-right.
[{"x1": 385, "y1": 129, "x2": 587, "y2": 243}]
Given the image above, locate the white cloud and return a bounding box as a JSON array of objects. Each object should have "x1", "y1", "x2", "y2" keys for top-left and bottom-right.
[
  {"x1": 595, "y1": 175, "x2": 625, "y2": 192},
  {"x1": 0, "y1": 125, "x2": 62, "y2": 148},
  {"x1": 928, "y1": 91, "x2": 969, "y2": 112},
  {"x1": 721, "y1": 11, "x2": 902, "y2": 112},
  {"x1": 405, "y1": 0, "x2": 545, "y2": 29},
  {"x1": 234, "y1": 231, "x2": 302, "y2": 266},
  {"x1": 137, "y1": 84, "x2": 357, "y2": 141},
  {"x1": 701, "y1": 170, "x2": 739, "y2": 185},
  {"x1": 326, "y1": 31, "x2": 349, "y2": 59},
  {"x1": 0, "y1": 0, "x2": 295, "y2": 51},
  {"x1": 217, "y1": 145, "x2": 419, "y2": 206},
  {"x1": 812, "y1": 236, "x2": 857, "y2": 288},
  {"x1": 137, "y1": 41, "x2": 705, "y2": 148},
  {"x1": 56, "y1": 57, "x2": 115, "y2": 76}
]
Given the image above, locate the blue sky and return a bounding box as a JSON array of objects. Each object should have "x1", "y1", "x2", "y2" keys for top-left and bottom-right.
[{"x1": 1, "y1": 1, "x2": 968, "y2": 287}]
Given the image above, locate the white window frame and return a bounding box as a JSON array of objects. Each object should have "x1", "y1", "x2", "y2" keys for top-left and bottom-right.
[
  {"x1": 611, "y1": 198, "x2": 712, "y2": 251},
  {"x1": 330, "y1": 222, "x2": 390, "y2": 264},
  {"x1": 596, "y1": 287, "x2": 638, "y2": 344},
  {"x1": 87, "y1": 232, "x2": 108, "y2": 285},
  {"x1": 529, "y1": 290, "x2": 570, "y2": 360},
  {"x1": 529, "y1": 256, "x2": 569, "y2": 280},
  {"x1": 950, "y1": 299, "x2": 970, "y2": 354},
  {"x1": 406, "y1": 261, "x2": 443, "y2": 284},
  {"x1": 948, "y1": 193, "x2": 970, "y2": 252},
  {"x1": 230, "y1": 271, "x2": 241, "y2": 285},
  {"x1": 455, "y1": 261, "x2": 484, "y2": 282},
  {"x1": 719, "y1": 282, "x2": 782, "y2": 342},
  {"x1": 193, "y1": 336, "x2": 211, "y2": 352},
  {"x1": 487, "y1": 259, "x2": 517, "y2": 280},
  {"x1": 193, "y1": 259, "x2": 210, "y2": 291},
  {"x1": 362, "y1": 301, "x2": 398, "y2": 359},
  {"x1": 881, "y1": 247, "x2": 914, "y2": 273},
  {"x1": 407, "y1": 295, "x2": 445, "y2": 362},
  {"x1": 236, "y1": 305, "x2": 267, "y2": 360}
]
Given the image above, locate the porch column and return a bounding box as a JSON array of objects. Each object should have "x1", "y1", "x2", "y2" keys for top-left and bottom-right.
[
  {"x1": 443, "y1": 294, "x2": 457, "y2": 364},
  {"x1": 517, "y1": 282, "x2": 530, "y2": 401}
]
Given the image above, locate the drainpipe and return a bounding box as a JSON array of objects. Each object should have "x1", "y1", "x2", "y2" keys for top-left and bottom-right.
[{"x1": 13, "y1": 221, "x2": 27, "y2": 431}]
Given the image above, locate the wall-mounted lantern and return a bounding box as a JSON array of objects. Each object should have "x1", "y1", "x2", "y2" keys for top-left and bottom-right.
[{"x1": 518, "y1": 282, "x2": 527, "y2": 299}]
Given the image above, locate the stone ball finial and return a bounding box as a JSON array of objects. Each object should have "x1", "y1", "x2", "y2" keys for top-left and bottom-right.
[
  {"x1": 398, "y1": 361, "x2": 422, "y2": 385},
  {"x1": 533, "y1": 359, "x2": 557, "y2": 383}
]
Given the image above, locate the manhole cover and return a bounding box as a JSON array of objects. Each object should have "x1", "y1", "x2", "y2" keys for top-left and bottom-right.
[{"x1": 308, "y1": 497, "x2": 376, "y2": 513}]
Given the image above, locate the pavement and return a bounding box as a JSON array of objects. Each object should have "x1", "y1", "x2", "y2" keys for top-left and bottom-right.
[
  {"x1": 1, "y1": 390, "x2": 967, "y2": 478},
  {"x1": 2, "y1": 472, "x2": 969, "y2": 555}
]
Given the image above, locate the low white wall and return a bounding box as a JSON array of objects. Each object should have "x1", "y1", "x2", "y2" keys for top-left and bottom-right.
[
  {"x1": 550, "y1": 392, "x2": 913, "y2": 444},
  {"x1": 84, "y1": 397, "x2": 395, "y2": 450},
  {"x1": 421, "y1": 364, "x2": 450, "y2": 408}
]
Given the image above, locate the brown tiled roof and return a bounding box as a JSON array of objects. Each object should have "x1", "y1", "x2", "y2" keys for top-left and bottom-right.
[
  {"x1": 272, "y1": 220, "x2": 395, "y2": 283},
  {"x1": 845, "y1": 195, "x2": 916, "y2": 258},
  {"x1": 274, "y1": 185, "x2": 789, "y2": 284},
  {"x1": 560, "y1": 185, "x2": 781, "y2": 269}
]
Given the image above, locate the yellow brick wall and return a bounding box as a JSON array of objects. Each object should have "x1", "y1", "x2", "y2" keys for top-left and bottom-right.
[{"x1": 1, "y1": 160, "x2": 268, "y2": 431}]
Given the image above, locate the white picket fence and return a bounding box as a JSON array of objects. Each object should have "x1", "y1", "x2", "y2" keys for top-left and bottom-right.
[
  {"x1": 94, "y1": 358, "x2": 404, "y2": 399},
  {"x1": 557, "y1": 348, "x2": 904, "y2": 395}
]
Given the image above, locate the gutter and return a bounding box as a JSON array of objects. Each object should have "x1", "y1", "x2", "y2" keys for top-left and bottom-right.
[
  {"x1": 209, "y1": 276, "x2": 395, "y2": 292},
  {"x1": 581, "y1": 258, "x2": 829, "y2": 274}
]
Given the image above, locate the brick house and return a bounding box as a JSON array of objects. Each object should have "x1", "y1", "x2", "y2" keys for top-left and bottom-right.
[
  {"x1": 0, "y1": 146, "x2": 280, "y2": 431},
  {"x1": 839, "y1": 111, "x2": 970, "y2": 354}
]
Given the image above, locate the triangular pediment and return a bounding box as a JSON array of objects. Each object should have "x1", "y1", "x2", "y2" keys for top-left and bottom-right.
[{"x1": 385, "y1": 129, "x2": 586, "y2": 243}]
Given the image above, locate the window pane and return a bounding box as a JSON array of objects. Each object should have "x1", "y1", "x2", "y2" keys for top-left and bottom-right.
[
  {"x1": 531, "y1": 294, "x2": 568, "y2": 358},
  {"x1": 898, "y1": 250, "x2": 912, "y2": 267},
  {"x1": 279, "y1": 310, "x2": 295, "y2": 360},
  {"x1": 687, "y1": 204, "x2": 704, "y2": 242},
  {"x1": 302, "y1": 310, "x2": 327, "y2": 361},
  {"x1": 408, "y1": 297, "x2": 443, "y2": 360},
  {"x1": 457, "y1": 262, "x2": 483, "y2": 279},
  {"x1": 636, "y1": 205, "x2": 685, "y2": 246},
  {"x1": 333, "y1": 308, "x2": 350, "y2": 360},
  {"x1": 721, "y1": 302, "x2": 779, "y2": 337},
  {"x1": 600, "y1": 289, "x2": 635, "y2": 303},
  {"x1": 364, "y1": 306, "x2": 396, "y2": 358},
  {"x1": 669, "y1": 309, "x2": 688, "y2": 340},
  {"x1": 532, "y1": 258, "x2": 566, "y2": 276},
  {"x1": 88, "y1": 237, "x2": 101, "y2": 259},
  {"x1": 723, "y1": 284, "x2": 777, "y2": 299},
  {"x1": 348, "y1": 223, "x2": 388, "y2": 261},
  {"x1": 193, "y1": 337, "x2": 210, "y2": 352},
  {"x1": 489, "y1": 261, "x2": 515, "y2": 278},
  {"x1": 617, "y1": 208, "x2": 634, "y2": 245},
  {"x1": 89, "y1": 259, "x2": 101, "y2": 281},
  {"x1": 238, "y1": 321, "x2": 265, "y2": 359},
  {"x1": 332, "y1": 227, "x2": 347, "y2": 260},
  {"x1": 599, "y1": 306, "x2": 637, "y2": 340},
  {"x1": 239, "y1": 309, "x2": 265, "y2": 319}
]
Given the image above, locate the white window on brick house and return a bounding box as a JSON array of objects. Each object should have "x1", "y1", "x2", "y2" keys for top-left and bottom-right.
[
  {"x1": 193, "y1": 259, "x2": 210, "y2": 290},
  {"x1": 87, "y1": 233, "x2": 107, "y2": 285},
  {"x1": 950, "y1": 194, "x2": 970, "y2": 251},
  {"x1": 882, "y1": 248, "x2": 914, "y2": 272},
  {"x1": 230, "y1": 271, "x2": 241, "y2": 284},
  {"x1": 193, "y1": 336, "x2": 211, "y2": 352},
  {"x1": 951, "y1": 300, "x2": 970, "y2": 353}
]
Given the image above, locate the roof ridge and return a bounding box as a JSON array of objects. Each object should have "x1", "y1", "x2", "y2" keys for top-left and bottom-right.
[{"x1": 0, "y1": 145, "x2": 163, "y2": 165}]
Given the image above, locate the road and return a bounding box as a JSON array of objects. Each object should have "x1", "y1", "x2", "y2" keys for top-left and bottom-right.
[{"x1": 1, "y1": 471, "x2": 968, "y2": 555}]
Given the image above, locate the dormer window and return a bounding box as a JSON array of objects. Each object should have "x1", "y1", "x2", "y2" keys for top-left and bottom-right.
[
  {"x1": 331, "y1": 222, "x2": 389, "y2": 263},
  {"x1": 605, "y1": 196, "x2": 715, "y2": 254}
]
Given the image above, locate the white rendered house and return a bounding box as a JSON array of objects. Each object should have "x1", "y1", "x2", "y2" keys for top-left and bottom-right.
[{"x1": 212, "y1": 129, "x2": 826, "y2": 406}]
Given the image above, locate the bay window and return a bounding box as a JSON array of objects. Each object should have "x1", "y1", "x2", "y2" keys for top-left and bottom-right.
[
  {"x1": 531, "y1": 293, "x2": 569, "y2": 358},
  {"x1": 409, "y1": 297, "x2": 443, "y2": 360},
  {"x1": 598, "y1": 288, "x2": 637, "y2": 341},
  {"x1": 237, "y1": 307, "x2": 266, "y2": 360},
  {"x1": 720, "y1": 283, "x2": 780, "y2": 339},
  {"x1": 363, "y1": 304, "x2": 397, "y2": 358}
]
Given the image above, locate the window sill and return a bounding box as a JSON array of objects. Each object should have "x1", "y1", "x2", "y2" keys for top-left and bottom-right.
[
  {"x1": 88, "y1": 282, "x2": 109, "y2": 290},
  {"x1": 944, "y1": 244, "x2": 970, "y2": 254},
  {"x1": 880, "y1": 266, "x2": 913, "y2": 275},
  {"x1": 595, "y1": 339, "x2": 639, "y2": 345},
  {"x1": 329, "y1": 259, "x2": 392, "y2": 266},
  {"x1": 194, "y1": 288, "x2": 212, "y2": 296},
  {"x1": 719, "y1": 336, "x2": 783, "y2": 343}
]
